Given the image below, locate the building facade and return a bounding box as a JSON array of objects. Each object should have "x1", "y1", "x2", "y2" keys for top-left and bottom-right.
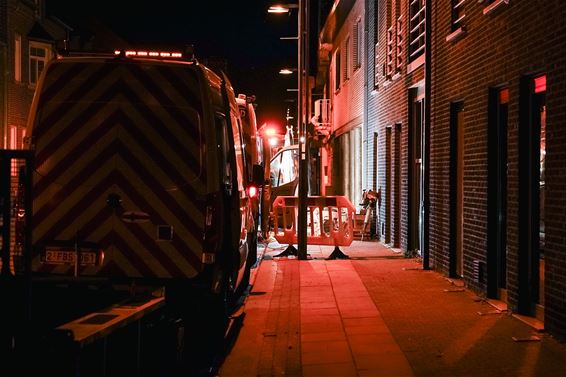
[
  {"x1": 1, "y1": 0, "x2": 68, "y2": 149},
  {"x1": 317, "y1": 0, "x2": 365, "y2": 208},
  {"x1": 429, "y1": 0, "x2": 566, "y2": 339},
  {"x1": 317, "y1": 0, "x2": 566, "y2": 340},
  {"x1": 365, "y1": 0, "x2": 427, "y2": 251}
]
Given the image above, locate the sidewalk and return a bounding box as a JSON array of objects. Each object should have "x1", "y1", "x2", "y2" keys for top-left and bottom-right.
[{"x1": 219, "y1": 241, "x2": 566, "y2": 376}]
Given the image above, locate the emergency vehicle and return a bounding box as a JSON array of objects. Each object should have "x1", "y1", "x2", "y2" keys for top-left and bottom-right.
[
  {"x1": 235, "y1": 94, "x2": 266, "y2": 248},
  {"x1": 11, "y1": 48, "x2": 262, "y2": 373}
]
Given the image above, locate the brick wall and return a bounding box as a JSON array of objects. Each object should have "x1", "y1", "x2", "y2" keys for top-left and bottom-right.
[
  {"x1": 430, "y1": 0, "x2": 566, "y2": 340},
  {"x1": 6, "y1": 0, "x2": 67, "y2": 140},
  {"x1": 328, "y1": 0, "x2": 365, "y2": 206},
  {"x1": 366, "y1": 0, "x2": 423, "y2": 250},
  {"x1": 544, "y1": 0, "x2": 566, "y2": 341}
]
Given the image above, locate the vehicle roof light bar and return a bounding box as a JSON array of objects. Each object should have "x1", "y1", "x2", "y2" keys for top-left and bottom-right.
[{"x1": 114, "y1": 50, "x2": 183, "y2": 59}]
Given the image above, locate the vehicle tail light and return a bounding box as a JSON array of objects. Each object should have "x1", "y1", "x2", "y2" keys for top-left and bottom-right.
[{"x1": 248, "y1": 185, "x2": 258, "y2": 198}]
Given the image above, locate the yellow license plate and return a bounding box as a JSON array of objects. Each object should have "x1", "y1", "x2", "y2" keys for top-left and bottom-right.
[{"x1": 44, "y1": 250, "x2": 97, "y2": 265}]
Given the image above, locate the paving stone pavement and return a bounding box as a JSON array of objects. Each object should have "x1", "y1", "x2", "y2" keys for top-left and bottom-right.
[{"x1": 219, "y1": 241, "x2": 566, "y2": 376}]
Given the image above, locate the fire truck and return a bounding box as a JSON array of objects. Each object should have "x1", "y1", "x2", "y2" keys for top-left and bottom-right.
[{"x1": 1, "y1": 48, "x2": 262, "y2": 375}]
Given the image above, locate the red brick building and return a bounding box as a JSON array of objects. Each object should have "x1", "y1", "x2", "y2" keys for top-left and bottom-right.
[
  {"x1": 364, "y1": 0, "x2": 427, "y2": 252},
  {"x1": 0, "y1": 0, "x2": 68, "y2": 149},
  {"x1": 316, "y1": 0, "x2": 366, "y2": 208}
]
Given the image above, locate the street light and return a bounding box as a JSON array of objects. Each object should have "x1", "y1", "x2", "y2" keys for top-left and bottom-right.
[
  {"x1": 268, "y1": 1, "x2": 308, "y2": 260},
  {"x1": 268, "y1": 4, "x2": 299, "y2": 13},
  {"x1": 279, "y1": 68, "x2": 296, "y2": 75}
]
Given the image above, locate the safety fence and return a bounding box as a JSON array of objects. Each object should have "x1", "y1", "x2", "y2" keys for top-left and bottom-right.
[{"x1": 271, "y1": 196, "x2": 356, "y2": 248}]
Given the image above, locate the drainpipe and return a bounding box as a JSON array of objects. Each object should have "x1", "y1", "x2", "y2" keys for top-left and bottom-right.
[{"x1": 423, "y1": 0, "x2": 432, "y2": 270}]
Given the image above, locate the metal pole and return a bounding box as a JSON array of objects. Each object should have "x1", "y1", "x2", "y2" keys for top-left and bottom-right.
[
  {"x1": 423, "y1": 0, "x2": 431, "y2": 270},
  {"x1": 297, "y1": 0, "x2": 309, "y2": 260}
]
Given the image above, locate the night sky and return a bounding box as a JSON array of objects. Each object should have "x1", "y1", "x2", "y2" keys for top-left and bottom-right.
[{"x1": 47, "y1": 0, "x2": 301, "y2": 133}]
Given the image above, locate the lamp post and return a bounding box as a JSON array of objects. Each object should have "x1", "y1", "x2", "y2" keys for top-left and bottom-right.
[{"x1": 269, "y1": 2, "x2": 309, "y2": 260}]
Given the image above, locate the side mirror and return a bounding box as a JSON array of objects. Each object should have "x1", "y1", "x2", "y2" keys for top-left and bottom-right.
[{"x1": 252, "y1": 164, "x2": 264, "y2": 186}]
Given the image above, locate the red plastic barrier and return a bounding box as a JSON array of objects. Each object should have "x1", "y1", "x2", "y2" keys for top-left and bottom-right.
[{"x1": 272, "y1": 196, "x2": 356, "y2": 247}]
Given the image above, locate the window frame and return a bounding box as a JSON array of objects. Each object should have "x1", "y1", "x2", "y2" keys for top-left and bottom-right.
[
  {"x1": 408, "y1": 0, "x2": 426, "y2": 62},
  {"x1": 354, "y1": 18, "x2": 362, "y2": 71},
  {"x1": 15, "y1": 34, "x2": 21, "y2": 82},
  {"x1": 344, "y1": 37, "x2": 351, "y2": 82},
  {"x1": 29, "y1": 41, "x2": 51, "y2": 86},
  {"x1": 335, "y1": 48, "x2": 342, "y2": 92},
  {"x1": 396, "y1": 15, "x2": 403, "y2": 72},
  {"x1": 451, "y1": 0, "x2": 466, "y2": 31},
  {"x1": 373, "y1": 1, "x2": 379, "y2": 89}
]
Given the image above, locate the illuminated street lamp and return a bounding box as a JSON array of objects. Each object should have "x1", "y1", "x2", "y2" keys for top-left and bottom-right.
[
  {"x1": 269, "y1": 1, "x2": 308, "y2": 260},
  {"x1": 279, "y1": 68, "x2": 296, "y2": 75},
  {"x1": 268, "y1": 4, "x2": 299, "y2": 13}
]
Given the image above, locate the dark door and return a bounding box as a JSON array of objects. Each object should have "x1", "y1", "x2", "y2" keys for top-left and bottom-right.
[
  {"x1": 487, "y1": 88, "x2": 508, "y2": 299},
  {"x1": 449, "y1": 102, "x2": 464, "y2": 278},
  {"x1": 518, "y1": 75, "x2": 546, "y2": 318},
  {"x1": 409, "y1": 91, "x2": 425, "y2": 255}
]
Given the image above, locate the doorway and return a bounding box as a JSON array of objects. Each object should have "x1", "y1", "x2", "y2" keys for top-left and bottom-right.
[
  {"x1": 487, "y1": 88, "x2": 508, "y2": 300},
  {"x1": 408, "y1": 88, "x2": 426, "y2": 256},
  {"x1": 394, "y1": 123, "x2": 401, "y2": 248},
  {"x1": 373, "y1": 132, "x2": 380, "y2": 239},
  {"x1": 518, "y1": 75, "x2": 546, "y2": 320},
  {"x1": 449, "y1": 102, "x2": 464, "y2": 278},
  {"x1": 385, "y1": 127, "x2": 392, "y2": 244}
]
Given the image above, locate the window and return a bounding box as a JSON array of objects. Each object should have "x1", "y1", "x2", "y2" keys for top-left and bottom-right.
[
  {"x1": 409, "y1": 0, "x2": 426, "y2": 61},
  {"x1": 374, "y1": 44, "x2": 380, "y2": 88},
  {"x1": 15, "y1": 34, "x2": 21, "y2": 82},
  {"x1": 482, "y1": 0, "x2": 508, "y2": 16},
  {"x1": 270, "y1": 148, "x2": 299, "y2": 188},
  {"x1": 451, "y1": 0, "x2": 466, "y2": 31},
  {"x1": 231, "y1": 113, "x2": 245, "y2": 192},
  {"x1": 344, "y1": 37, "x2": 350, "y2": 81},
  {"x1": 373, "y1": 1, "x2": 379, "y2": 88},
  {"x1": 335, "y1": 49, "x2": 341, "y2": 91},
  {"x1": 396, "y1": 16, "x2": 403, "y2": 71},
  {"x1": 215, "y1": 114, "x2": 232, "y2": 190},
  {"x1": 354, "y1": 18, "x2": 362, "y2": 70},
  {"x1": 386, "y1": 26, "x2": 394, "y2": 77},
  {"x1": 29, "y1": 41, "x2": 50, "y2": 86}
]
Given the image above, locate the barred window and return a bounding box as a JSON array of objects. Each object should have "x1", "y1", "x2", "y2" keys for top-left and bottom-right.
[
  {"x1": 386, "y1": 26, "x2": 394, "y2": 77},
  {"x1": 409, "y1": 0, "x2": 425, "y2": 61},
  {"x1": 354, "y1": 18, "x2": 362, "y2": 70},
  {"x1": 373, "y1": 1, "x2": 379, "y2": 88},
  {"x1": 451, "y1": 0, "x2": 466, "y2": 31},
  {"x1": 335, "y1": 49, "x2": 341, "y2": 91},
  {"x1": 396, "y1": 15, "x2": 403, "y2": 71},
  {"x1": 374, "y1": 43, "x2": 380, "y2": 88},
  {"x1": 344, "y1": 37, "x2": 350, "y2": 81}
]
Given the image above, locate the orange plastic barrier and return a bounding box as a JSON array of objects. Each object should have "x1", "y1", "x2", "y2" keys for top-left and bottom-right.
[{"x1": 272, "y1": 196, "x2": 356, "y2": 247}]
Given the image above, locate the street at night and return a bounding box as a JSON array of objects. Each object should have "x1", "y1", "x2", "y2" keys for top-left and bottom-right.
[{"x1": 2, "y1": 0, "x2": 566, "y2": 376}]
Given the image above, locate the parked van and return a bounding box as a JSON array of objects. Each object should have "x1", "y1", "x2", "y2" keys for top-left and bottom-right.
[
  {"x1": 25, "y1": 49, "x2": 261, "y2": 310},
  {"x1": 236, "y1": 94, "x2": 262, "y2": 258}
]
